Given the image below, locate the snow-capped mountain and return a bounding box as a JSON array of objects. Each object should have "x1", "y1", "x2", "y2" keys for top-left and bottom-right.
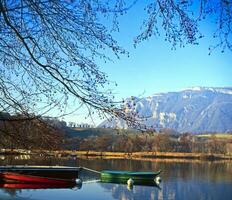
[{"x1": 99, "y1": 87, "x2": 232, "y2": 133}]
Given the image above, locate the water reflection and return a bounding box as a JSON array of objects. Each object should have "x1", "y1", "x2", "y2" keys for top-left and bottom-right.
[
  {"x1": 0, "y1": 156, "x2": 232, "y2": 200},
  {"x1": 100, "y1": 183, "x2": 160, "y2": 200}
]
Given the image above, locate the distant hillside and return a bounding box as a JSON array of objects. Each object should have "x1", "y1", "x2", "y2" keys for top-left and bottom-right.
[
  {"x1": 65, "y1": 127, "x2": 139, "y2": 138},
  {"x1": 99, "y1": 87, "x2": 232, "y2": 133}
]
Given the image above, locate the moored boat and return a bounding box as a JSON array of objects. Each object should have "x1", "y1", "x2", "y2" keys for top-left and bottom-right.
[
  {"x1": 0, "y1": 166, "x2": 81, "y2": 186},
  {"x1": 100, "y1": 170, "x2": 161, "y2": 185},
  {"x1": 0, "y1": 172, "x2": 76, "y2": 185},
  {"x1": 0, "y1": 165, "x2": 80, "y2": 181}
]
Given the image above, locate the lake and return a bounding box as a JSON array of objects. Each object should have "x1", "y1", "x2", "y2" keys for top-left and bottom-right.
[{"x1": 0, "y1": 155, "x2": 232, "y2": 200}]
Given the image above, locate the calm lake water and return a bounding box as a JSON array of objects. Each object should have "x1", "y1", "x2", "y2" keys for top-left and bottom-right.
[{"x1": 0, "y1": 155, "x2": 232, "y2": 200}]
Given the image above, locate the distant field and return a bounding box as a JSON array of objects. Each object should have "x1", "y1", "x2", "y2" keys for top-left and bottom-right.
[
  {"x1": 65, "y1": 127, "x2": 139, "y2": 138},
  {"x1": 196, "y1": 134, "x2": 232, "y2": 139}
]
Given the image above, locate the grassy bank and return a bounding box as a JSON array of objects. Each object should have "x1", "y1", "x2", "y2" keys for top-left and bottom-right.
[
  {"x1": 70, "y1": 151, "x2": 232, "y2": 160},
  {"x1": 196, "y1": 134, "x2": 232, "y2": 139},
  {"x1": 1, "y1": 149, "x2": 231, "y2": 161}
]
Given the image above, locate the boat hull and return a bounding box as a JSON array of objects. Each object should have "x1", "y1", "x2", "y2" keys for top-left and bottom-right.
[
  {"x1": 0, "y1": 165, "x2": 81, "y2": 187},
  {"x1": 100, "y1": 170, "x2": 161, "y2": 185},
  {"x1": 0, "y1": 166, "x2": 80, "y2": 179},
  {"x1": 0, "y1": 172, "x2": 76, "y2": 185},
  {"x1": 0, "y1": 166, "x2": 80, "y2": 180}
]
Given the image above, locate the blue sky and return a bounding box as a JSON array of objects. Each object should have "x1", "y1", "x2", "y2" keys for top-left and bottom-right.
[
  {"x1": 102, "y1": 36, "x2": 232, "y2": 99},
  {"x1": 98, "y1": 1, "x2": 232, "y2": 99},
  {"x1": 64, "y1": 1, "x2": 232, "y2": 124}
]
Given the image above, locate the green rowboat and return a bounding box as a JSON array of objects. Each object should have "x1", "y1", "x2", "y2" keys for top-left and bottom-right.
[{"x1": 100, "y1": 170, "x2": 161, "y2": 185}]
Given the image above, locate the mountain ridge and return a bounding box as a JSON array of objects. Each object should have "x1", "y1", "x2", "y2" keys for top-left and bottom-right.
[{"x1": 99, "y1": 87, "x2": 232, "y2": 133}]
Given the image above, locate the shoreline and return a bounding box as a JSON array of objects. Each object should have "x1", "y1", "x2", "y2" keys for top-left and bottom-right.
[
  {"x1": 1, "y1": 149, "x2": 232, "y2": 161},
  {"x1": 68, "y1": 151, "x2": 232, "y2": 161}
]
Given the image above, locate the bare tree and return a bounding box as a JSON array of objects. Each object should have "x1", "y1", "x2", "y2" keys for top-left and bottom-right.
[
  {"x1": 136, "y1": 0, "x2": 232, "y2": 54},
  {"x1": 0, "y1": 0, "x2": 140, "y2": 126}
]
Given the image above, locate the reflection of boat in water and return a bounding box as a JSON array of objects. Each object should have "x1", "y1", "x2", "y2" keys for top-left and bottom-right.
[
  {"x1": 101, "y1": 170, "x2": 161, "y2": 186},
  {"x1": 0, "y1": 182, "x2": 77, "y2": 189}
]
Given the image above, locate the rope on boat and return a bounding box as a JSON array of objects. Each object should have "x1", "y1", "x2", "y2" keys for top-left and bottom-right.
[
  {"x1": 83, "y1": 179, "x2": 101, "y2": 184},
  {"x1": 80, "y1": 167, "x2": 101, "y2": 174}
]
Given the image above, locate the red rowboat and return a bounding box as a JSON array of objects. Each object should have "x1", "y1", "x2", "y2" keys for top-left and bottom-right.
[
  {"x1": 0, "y1": 172, "x2": 76, "y2": 185},
  {"x1": 0, "y1": 166, "x2": 81, "y2": 188},
  {"x1": 0, "y1": 166, "x2": 80, "y2": 180}
]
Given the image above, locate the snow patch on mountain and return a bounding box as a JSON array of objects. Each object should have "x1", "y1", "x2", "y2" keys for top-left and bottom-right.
[{"x1": 184, "y1": 86, "x2": 232, "y2": 95}]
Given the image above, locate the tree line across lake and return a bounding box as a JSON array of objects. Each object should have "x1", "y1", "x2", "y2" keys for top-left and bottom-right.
[
  {"x1": 65, "y1": 132, "x2": 232, "y2": 155},
  {"x1": 1, "y1": 112, "x2": 232, "y2": 154}
]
